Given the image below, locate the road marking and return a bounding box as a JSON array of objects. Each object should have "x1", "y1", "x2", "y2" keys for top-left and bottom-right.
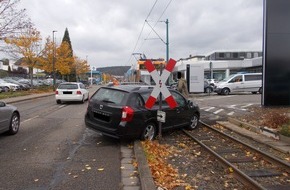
[
  {"x1": 227, "y1": 111, "x2": 235, "y2": 116},
  {"x1": 213, "y1": 109, "x2": 224, "y2": 114},
  {"x1": 205, "y1": 107, "x2": 215, "y2": 111},
  {"x1": 241, "y1": 103, "x2": 252, "y2": 108},
  {"x1": 228, "y1": 105, "x2": 236, "y2": 109},
  {"x1": 22, "y1": 115, "x2": 39, "y2": 123}
]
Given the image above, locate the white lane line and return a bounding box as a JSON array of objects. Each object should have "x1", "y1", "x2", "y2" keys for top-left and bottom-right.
[
  {"x1": 22, "y1": 115, "x2": 39, "y2": 123},
  {"x1": 228, "y1": 105, "x2": 236, "y2": 109},
  {"x1": 213, "y1": 109, "x2": 224, "y2": 114},
  {"x1": 205, "y1": 107, "x2": 215, "y2": 111},
  {"x1": 241, "y1": 103, "x2": 252, "y2": 108},
  {"x1": 227, "y1": 112, "x2": 235, "y2": 116}
]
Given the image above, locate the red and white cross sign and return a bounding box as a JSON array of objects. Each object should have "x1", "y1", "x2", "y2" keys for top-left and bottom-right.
[{"x1": 144, "y1": 58, "x2": 177, "y2": 109}]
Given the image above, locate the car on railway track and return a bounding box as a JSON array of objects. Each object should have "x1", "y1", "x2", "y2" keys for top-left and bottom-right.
[
  {"x1": 0, "y1": 101, "x2": 20, "y2": 135},
  {"x1": 85, "y1": 85, "x2": 200, "y2": 140}
]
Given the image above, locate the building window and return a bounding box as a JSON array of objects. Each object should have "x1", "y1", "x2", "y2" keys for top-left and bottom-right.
[
  {"x1": 246, "y1": 52, "x2": 252, "y2": 58},
  {"x1": 254, "y1": 52, "x2": 259, "y2": 57},
  {"x1": 219, "y1": 53, "x2": 224, "y2": 58},
  {"x1": 233, "y1": 53, "x2": 238, "y2": 58}
]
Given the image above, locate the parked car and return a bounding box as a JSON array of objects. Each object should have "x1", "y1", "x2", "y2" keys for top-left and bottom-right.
[
  {"x1": 214, "y1": 73, "x2": 262, "y2": 95},
  {"x1": 206, "y1": 78, "x2": 218, "y2": 87},
  {"x1": 0, "y1": 79, "x2": 20, "y2": 92},
  {"x1": 55, "y1": 82, "x2": 89, "y2": 104},
  {"x1": 204, "y1": 80, "x2": 214, "y2": 93},
  {"x1": 3, "y1": 78, "x2": 30, "y2": 90},
  {"x1": 85, "y1": 85, "x2": 200, "y2": 140},
  {"x1": 0, "y1": 101, "x2": 20, "y2": 135}
]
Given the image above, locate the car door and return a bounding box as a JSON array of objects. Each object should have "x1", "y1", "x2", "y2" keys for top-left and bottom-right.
[
  {"x1": 162, "y1": 91, "x2": 189, "y2": 129},
  {"x1": 0, "y1": 102, "x2": 10, "y2": 133},
  {"x1": 228, "y1": 75, "x2": 243, "y2": 92}
]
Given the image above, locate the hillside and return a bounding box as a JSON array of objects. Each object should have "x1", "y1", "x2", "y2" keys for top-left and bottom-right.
[{"x1": 96, "y1": 66, "x2": 130, "y2": 76}]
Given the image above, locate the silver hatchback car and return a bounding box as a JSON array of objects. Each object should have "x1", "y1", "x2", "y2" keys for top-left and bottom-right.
[{"x1": 0, "y1": 101, "x2": 20, "y2": 135}]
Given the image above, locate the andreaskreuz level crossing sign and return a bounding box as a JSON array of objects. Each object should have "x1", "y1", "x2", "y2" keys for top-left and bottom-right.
[{"x1": 144, "y1": 58, "x2": 177, "y2": 109}]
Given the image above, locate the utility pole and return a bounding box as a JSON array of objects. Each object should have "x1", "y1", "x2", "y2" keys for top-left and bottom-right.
[
  {"x1": 166, "y1": 19, "x2": 169, "y2": 64},
  {"x1": 52, "y1": 30, "x2": 57, "y2": 90}
]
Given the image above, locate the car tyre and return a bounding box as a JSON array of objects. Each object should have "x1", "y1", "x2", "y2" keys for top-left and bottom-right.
[
  {"x1": 258, "y1": 87, "x2": 262, "y2": 94},
  {"x1": 3, "y1": 86, "x2": 9, "y2": 92},
  {"x1": 222, "y1": 88, "x2": 230, "y2": 95},
  {"x1": 8, "y1": 112, "x2": 20, "y2": 135},
  {"x1": 141, "y1": 122, "x2": 156, "y2": 141},
  {"x1": 56, "y1": 100, "x2": 62, "y2": 104},
  {"x1": 205, "y1": 87, "x2": 212, "y2": 93},
  {"x1": 186, "y1": 113, "x2": 199, "y2": 130},
  {"x1": 81, "y1": 95, "x2": 85, "y2": 103}
]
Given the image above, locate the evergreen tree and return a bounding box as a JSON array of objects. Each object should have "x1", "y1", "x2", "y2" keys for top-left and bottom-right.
[{"x1": 61, "y1": 28, "x2": 75, "y2": 81}]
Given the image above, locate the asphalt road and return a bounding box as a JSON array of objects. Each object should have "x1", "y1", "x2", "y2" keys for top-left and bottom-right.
[
  {"x1": 0, "y1": 87, "x2": 123, "y2": 190},
  {"x1": 192, "y1": 92, "x2": 262, "y2": 124}
]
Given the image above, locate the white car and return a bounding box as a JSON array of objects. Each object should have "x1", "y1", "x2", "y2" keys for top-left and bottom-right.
[
  {"x1": 0, "y1": 79, "x2": 20, "y2": 92},
  {"x1": 55, "y1": 82, "x2": 89, "y2": 104}
]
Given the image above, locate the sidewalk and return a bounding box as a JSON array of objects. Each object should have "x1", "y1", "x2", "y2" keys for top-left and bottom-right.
[{"x1": 1, "y1": 92, "x2": 55, "y2": 104}]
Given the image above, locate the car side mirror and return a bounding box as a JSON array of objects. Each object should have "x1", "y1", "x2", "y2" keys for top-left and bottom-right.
[{"x1": 0, "y1": 101, "x2": 6, "y2": 107}]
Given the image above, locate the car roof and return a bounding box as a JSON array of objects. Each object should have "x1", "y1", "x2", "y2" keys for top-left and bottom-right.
[
  {"x1": 59, "y1": 82, "x2": 81, "y2": 85},
  {"x1": 102, "y1": 85, "x2": 155, "y2": 93}
]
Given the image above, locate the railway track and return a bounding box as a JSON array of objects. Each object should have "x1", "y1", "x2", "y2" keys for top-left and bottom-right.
[{"x1": 182, "y1": 121, "x2": 290, "y2": 190}]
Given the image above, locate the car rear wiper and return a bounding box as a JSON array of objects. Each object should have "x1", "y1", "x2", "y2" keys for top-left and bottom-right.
[{"x1": 101, "y1": 99, "x2": 116, "y2": 104}]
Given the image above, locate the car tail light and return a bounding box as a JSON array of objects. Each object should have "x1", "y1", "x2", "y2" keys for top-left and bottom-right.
[
  {"x1": 77, "y1": 91, "x2": 82, "y2": 95},
  {"x1": 121, "y1": 106, "x2": 134, "y2": 122},
  {"x1": 55, "y1": 91, "x2": 58, "y2": 94}
]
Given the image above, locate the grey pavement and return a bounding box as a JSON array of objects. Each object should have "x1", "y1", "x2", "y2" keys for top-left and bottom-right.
[{"x1": 0, "y1": 90, "x2": 155, "y2": 190}]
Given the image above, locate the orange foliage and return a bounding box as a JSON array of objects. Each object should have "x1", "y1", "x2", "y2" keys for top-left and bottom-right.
[{"x1": 141, "y1": 140, "x2": 190, "y2": 190}]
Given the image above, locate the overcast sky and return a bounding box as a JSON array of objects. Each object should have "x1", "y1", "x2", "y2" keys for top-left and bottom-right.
[{"x1": 18, "y1": 0, "x2": 264, "y2": 69}]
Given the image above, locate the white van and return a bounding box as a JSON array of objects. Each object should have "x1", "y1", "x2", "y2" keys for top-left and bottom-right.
[{"x1": 214, "y1": 73, "x2": 262, "y2": 95}]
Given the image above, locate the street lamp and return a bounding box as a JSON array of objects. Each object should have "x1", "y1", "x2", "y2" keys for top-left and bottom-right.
[{"x1": 52, "y1": 30, "x2": 57, "y2": 90}]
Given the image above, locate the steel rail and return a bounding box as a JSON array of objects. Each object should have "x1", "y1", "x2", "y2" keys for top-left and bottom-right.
[
  {"x1": 182, "y1": 129, "x2": 267, "y2": 190},
  {"x1": 199, "y1": 120, "x2": 290, "y2": 173}
]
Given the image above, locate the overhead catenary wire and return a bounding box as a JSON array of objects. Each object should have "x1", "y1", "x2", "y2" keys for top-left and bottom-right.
[
  {"x1": 126, "y1": 0, "x2": 159, "y2": 65},
  {"x1": 136, "y1": 0, "x2": 173, "y2": 55}
]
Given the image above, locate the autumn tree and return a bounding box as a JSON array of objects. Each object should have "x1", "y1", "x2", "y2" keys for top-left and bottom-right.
[
  {"x1": 56, "y1": 42, "x2": 75, "y2": 77},
  {"x1": 74, "y1": 56, "x2": 90, "y2": 81},
  {"x1": 61, "y1": 28, "x2": 75, "y2": 81},
  {"x1": 39, "y1": 37, "x2": 74, "y2": 79},
  {"x1": 4, "y1": 27, "x2": 42, "y2": 85},
  {"x1": 0, "y1": 0, "x2": 32, "y2": 52}
]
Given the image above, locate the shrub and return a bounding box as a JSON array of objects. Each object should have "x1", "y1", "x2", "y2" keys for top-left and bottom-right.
[
  {"x1": 279, "y1": 122, "x2": 290, "y2": 137},
  {"x1": 262, "y1": 111, "x2": 289, "y2": 129}
]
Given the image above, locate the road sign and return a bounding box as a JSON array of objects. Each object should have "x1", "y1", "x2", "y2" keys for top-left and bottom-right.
[
  {"x1": 144, "y1": 58, "x2": 177, "y2": 109},
  {"x1": 157, "y1": 110, "x2": 166, "y2": 123}
]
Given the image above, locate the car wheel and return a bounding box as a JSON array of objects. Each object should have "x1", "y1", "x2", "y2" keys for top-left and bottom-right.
[
  {"x1": 186, "y1": 113, "x2": 199, "y2": 130},
  {"x1": 205, "y1": 87, "x2": 212, "y2": 93},
  {"x1": 141, "y1": 122, "x2": 156, "y2": 141},
  {"x1": 258, "y1": 87, "x2": 262, "y2": 94},
  {"x1": 8, "y1": 112, "x2": 20, "y2": 135},
  {"x1": 56, "y1": 100, "x2": 62, "y2": 104},
  {"x1": 3, "y1": 86, "x2": 9, "y2": 92},
  {"x1": 81, "y1": 96, "x2": 85, "y2": 103},
  {"x1": 222, "y1": 88, "x2": 230, "y2": 95}
]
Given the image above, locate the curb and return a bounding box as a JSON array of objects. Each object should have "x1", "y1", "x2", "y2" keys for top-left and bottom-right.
[
  {"x1": 134, "y1": 141, "x2": 156, "y2": 190},
  {"x1": 1, "y1": 93, "x2": 55, "y2": 104},
  {"x1": 217, "y1": 120, "x2": 290, "y2": 154}
]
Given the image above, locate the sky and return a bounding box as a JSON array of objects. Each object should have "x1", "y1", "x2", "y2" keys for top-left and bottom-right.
[{"x1": 18, "y1": 0, "x2": 264, "y2": 69}]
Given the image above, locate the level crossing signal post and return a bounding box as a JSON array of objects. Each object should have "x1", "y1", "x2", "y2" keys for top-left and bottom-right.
[{"x1": 144, "y1": 59, "x2": 177, "y2": 139}]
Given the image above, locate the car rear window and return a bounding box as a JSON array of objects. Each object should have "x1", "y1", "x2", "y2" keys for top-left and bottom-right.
[
  {"x1": 91, "y1": 88, "x2": 127, "y2": 105},
  {"x1": 58, "y1": 84, "x2": 78, "y2": 89}
]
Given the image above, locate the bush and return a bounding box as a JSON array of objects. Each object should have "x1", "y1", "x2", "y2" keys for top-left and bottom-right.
[
  {"x1": 279, "y1": 122, "x2": 290, "y2": 137},
  {"x1": 262, "y1": 111, "x2": 289, "y2": 129}
]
